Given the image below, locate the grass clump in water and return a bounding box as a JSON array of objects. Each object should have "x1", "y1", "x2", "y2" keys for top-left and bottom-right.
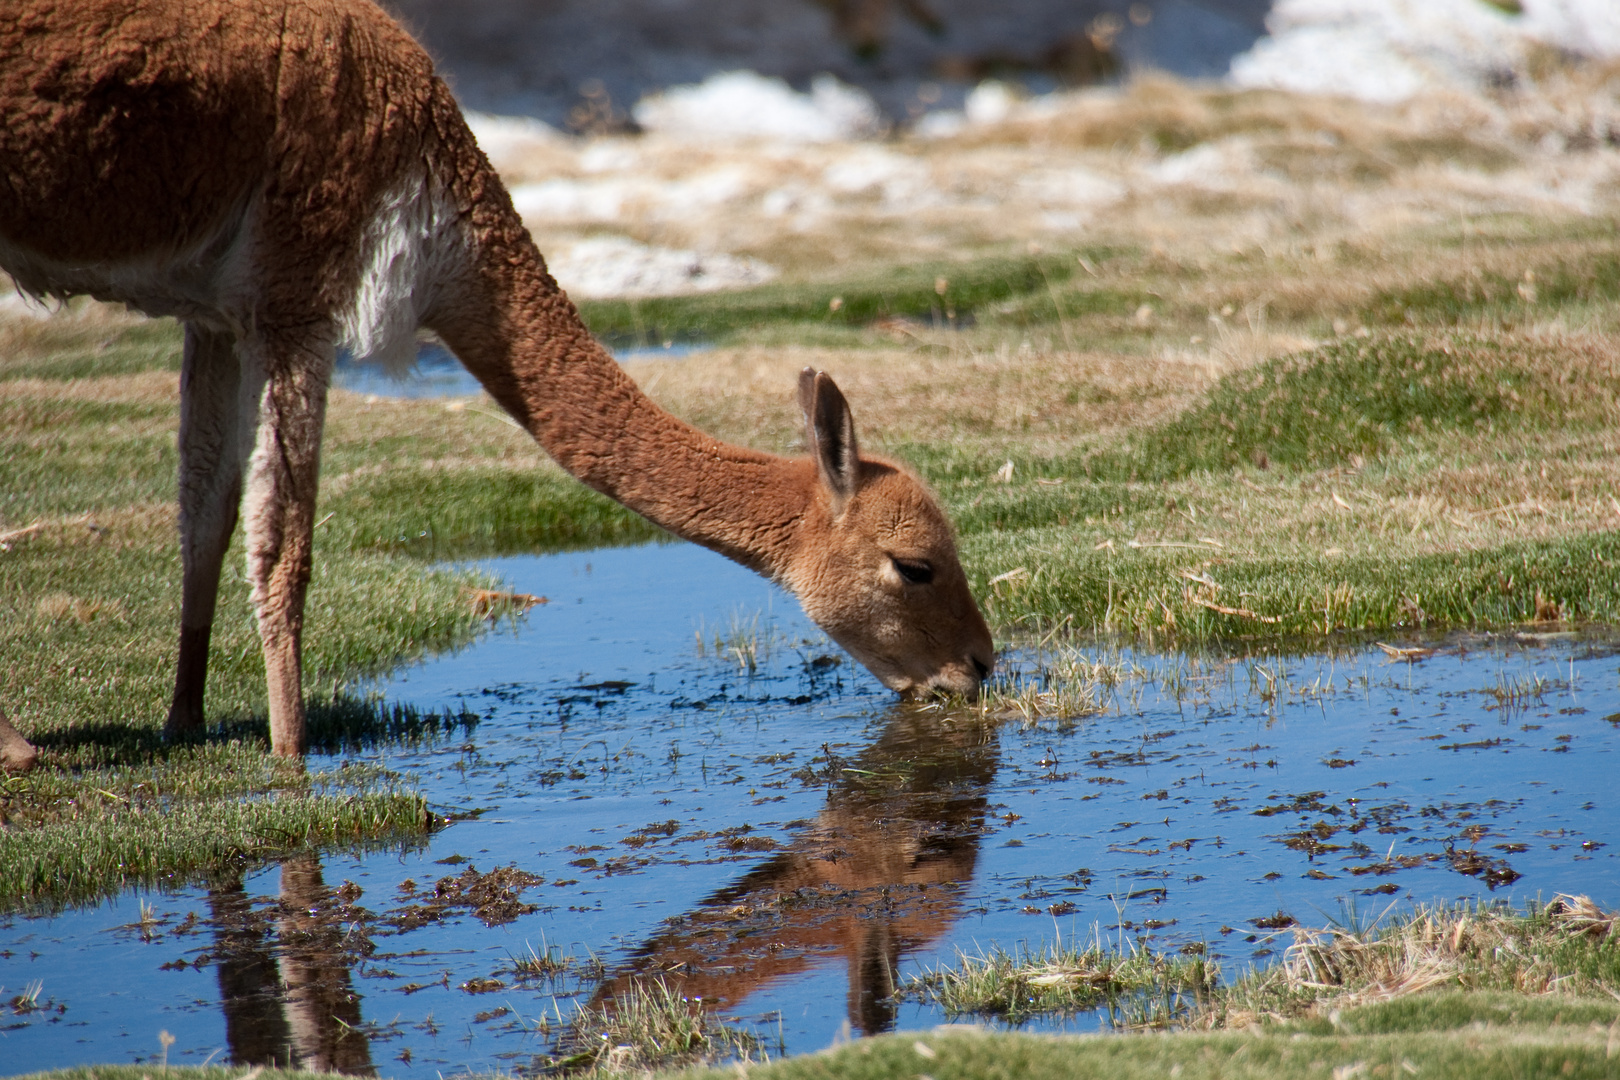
[
  {"x1": 503, "y1": 940, "x2": 607, "y2": 985},
  {"x1": 537, "y1": 977, "x2": 774, "y2": 1076},
  {"x1": 898, "y1": 896, "x2": 1620, "y2": 1034},
  {"x1": 899, "y1": 932, "x2": 1216, "y2": 1025},
  {"x1": 1211, "y1": 895, "x2": 1620, "y2": 1028},
  {"x1": 970, "y1": 649, "x2": 1129, "y2": 724}
]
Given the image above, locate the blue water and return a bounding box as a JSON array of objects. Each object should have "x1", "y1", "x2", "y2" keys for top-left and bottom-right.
[
  {"x1": 3, "y1": 542, "x2": 1618, "y2": 1075},
  {"x1": 334, "y1": 341, "x2": 705, "y2": 399}
]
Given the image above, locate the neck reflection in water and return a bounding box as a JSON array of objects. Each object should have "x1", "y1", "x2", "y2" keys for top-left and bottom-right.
[
  {"x1": 595, "y1": 705, "x2": 999, "y2": 1035},
  {"x1": 207, "y1": 853, "x2": 377, "y2": 1075}
]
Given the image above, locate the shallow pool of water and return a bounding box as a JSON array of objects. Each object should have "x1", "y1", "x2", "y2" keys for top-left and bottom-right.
[
  {"x1": 5, "y1": 541, "x2": 1619, "y2": 1075},
  {"x1": 334, "y1": 340, "x2": 706, "y2": 399}
]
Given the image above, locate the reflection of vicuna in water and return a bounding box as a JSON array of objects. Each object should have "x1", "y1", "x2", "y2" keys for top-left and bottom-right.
[
  {"x1": 598, "y1": 708, "x2": 998, "y2": 1034},
  {"x1": 207, "y1": 853, "x2": 376, "y2": 1075}
]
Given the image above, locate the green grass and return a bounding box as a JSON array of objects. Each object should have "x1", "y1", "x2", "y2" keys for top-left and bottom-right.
[
  {"x1": 964, "y1": 526, "x2": 1620, "y2": 637},
  {"x1": 676, "y1": 1015, "x2": 1618, "y2": 1079},
  {"x1": 575, "y1": 251, "x2": 1113, "y2": 345},
  {"x1": 0, "y1": 763, "x2": 434, "y2": 911},
  {"x1": 1364, "y1": 252, "x2": 1620, "y2": 328},
  {"x1": 0, "y1": 305, "x2": 181, "y2": 380},
  {"x1": 15, "y1": 1005, "x2": 1619, "y2": 1080},
  {"x1": 319, "y1": 463, "x2": 662, "y2": 558},
  {"x1": 1084, "y1": 333, "x2": 1581, "y2": 481},
  {"x1": 0, "y1": 317, "x2": 588, "y2": 910}
]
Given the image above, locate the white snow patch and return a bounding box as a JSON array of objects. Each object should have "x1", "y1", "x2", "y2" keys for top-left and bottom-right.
[
  {"x1": 1016, "y1": 167, "x2": 1128, "y2": 209},
  {"x1": 464, "y1": 111, "x2": 568, "y2": 169},
  {"x1": 913, "y1": 110, "x2": 967, "y2": 139},
  {"x1": 913, "y1": 80, "x2": 1034, "y2": 137},
  {"x1": 655, "y1": 167, "x2": 754, "y2": 209},
  {"x1": 818, "y1": 147, "x2": 938, "y2": 208},
  {"x1": 964, "y1": 81, "x2": 1021, "y2": 125},
  {"x1": 578, "y1": 141, "x2": 642, "y2": 174},
  {"x1": 1520, "y1": 0, "x2": 1620, "y2": 59},
  {"x1": 546, "y1": 236, "x2": 778, "y2": 299},
  {"x1": 1148, "y1": 139, "x2": 1262, "y2": 190},
  {"x1": 1231, "y1": 0, "x2": 1620, "y2": 104},
  {"x1": 633, "y1": 71, "x2": 883, "y2": 143},
  {"x1": 508, "y1": 178, "x2": 628, "y2": 221}
]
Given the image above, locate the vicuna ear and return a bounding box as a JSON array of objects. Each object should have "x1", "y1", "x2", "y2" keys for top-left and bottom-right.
[{"x1": 798, "y1": 367, "x2": 860, "y2": 511}]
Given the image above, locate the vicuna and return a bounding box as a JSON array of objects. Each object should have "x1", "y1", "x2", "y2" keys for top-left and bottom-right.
[{"x1": 0, "y1": 0, "x2": 995, "y2": 757}]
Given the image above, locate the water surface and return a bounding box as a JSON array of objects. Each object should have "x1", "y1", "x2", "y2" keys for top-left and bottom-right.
[
  {"x1": 4, "y1": 542, "x2": 1617, "y2": 1075},
  {"x1": 334, "y1": 340, "x2": 705, "y2": 399}
]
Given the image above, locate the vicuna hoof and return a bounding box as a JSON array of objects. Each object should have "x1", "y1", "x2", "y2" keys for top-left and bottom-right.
[{"x1": 0, "y1": 710, "x2": 40, "y2": 774}]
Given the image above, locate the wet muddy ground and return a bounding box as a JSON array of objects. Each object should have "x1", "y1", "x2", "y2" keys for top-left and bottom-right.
[{"x1": 3, "y1": 541, "x2": 1617, "y2": 1076}]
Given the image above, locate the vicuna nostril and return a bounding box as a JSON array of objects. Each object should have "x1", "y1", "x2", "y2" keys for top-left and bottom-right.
[{"x1": 972, "y1": 656, "x2": 991, "y2": 681}]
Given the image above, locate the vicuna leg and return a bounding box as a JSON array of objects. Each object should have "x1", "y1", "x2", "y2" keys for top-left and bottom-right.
[
  {"x1": 166, "y1": 323, "x2": 262, "y2": 740},
  {"x1": 242, "y1": 336, "x2": 333, "y2": 758}
]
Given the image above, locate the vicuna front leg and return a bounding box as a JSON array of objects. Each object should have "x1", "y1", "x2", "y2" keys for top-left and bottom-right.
[
  {"x1": 166, "y1": 324, "x2": 264, "y2": 740},
  {"x1": 243, "y1": 336, "x2": 334, "y2": 758}
]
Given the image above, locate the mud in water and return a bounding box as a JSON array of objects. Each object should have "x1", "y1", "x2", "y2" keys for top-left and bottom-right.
[{"x1": 3, "y1": 542, "x2": 1617, "y2": 1075}]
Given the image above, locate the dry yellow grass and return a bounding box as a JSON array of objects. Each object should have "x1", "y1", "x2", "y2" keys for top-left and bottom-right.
[{"x1": 623, "y1": 341, "x2": 1213, "y2": 457}]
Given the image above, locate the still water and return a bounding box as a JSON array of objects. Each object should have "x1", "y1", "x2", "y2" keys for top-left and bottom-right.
[
  {"x1": 3, "y1": 542, "x2": 1618, "y2": 1075},
  {"x1": 332, "y1": 341, "x2": 704, "y2": 399}
]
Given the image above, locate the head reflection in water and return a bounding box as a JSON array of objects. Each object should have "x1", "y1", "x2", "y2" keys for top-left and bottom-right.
[
  {"x1": 590, "y1": 705, "x2": 999, "y2": 1035},
  {"x1": 208, "y1": 853, "x2": 376, "y2": 1075}
]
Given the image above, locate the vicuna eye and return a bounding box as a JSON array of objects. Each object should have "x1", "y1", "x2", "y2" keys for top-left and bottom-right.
[{"x1": 892, "y1": 558, "x2": 934, "y2": 585}]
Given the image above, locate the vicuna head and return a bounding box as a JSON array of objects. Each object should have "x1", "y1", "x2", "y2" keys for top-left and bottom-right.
[{"x1": 784, "y1": 369, "x2": 995, "y2": 696}]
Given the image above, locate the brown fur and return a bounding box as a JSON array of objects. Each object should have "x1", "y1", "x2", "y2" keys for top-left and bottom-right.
[
  {"x1": 0, "y1": 709, "x2": 39, "y2": 774},
  {"x1": 0, "y1": 0, "x2": 993, "y2": 757}
]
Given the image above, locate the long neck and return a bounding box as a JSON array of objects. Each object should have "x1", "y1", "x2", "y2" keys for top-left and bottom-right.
[{"x1": 427, "y1": 182, "x2": 813, "y2": 577}]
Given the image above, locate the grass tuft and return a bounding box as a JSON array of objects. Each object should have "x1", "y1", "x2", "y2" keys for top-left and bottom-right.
[
  {"x1": 0, "y1": 770, "x2": 435, "y2": 912},
  {"x1": 899, "y1": 932, "x2": 1216, "y2": 1024},
  {"x1": 538, "y1": 976, "x2": 774, "y2": 1075},
  {"x1": 900, "y1": 897, "x2": 1620, "y2": 1038},
  {"x1": 1087, "y1": 332, "x2": 1608, "y2": 482}
]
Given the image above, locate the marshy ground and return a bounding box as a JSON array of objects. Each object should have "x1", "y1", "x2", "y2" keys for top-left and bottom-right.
[{"x1": 6, "y1": 69, "x2": 1620, "y2": 1078}]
